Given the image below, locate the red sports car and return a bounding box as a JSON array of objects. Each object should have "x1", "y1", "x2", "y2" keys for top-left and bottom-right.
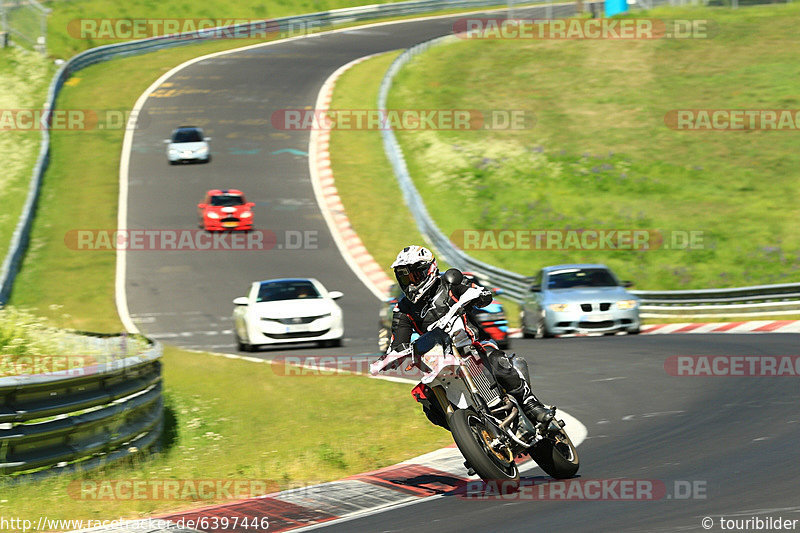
[{"x1": 198, "y1": 189, "x2": 254, "y2": 231}]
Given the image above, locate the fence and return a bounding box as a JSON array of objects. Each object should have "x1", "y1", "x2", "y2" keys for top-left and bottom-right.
[
  {"x1": 0, "y1": 0, "x2": 49, "y2": 52},
  {"x1": 0, "y1": 334, "x2": 162, "y2": 479}
]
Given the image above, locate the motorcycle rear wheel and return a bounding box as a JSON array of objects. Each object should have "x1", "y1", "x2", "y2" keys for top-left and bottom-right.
[
  {"x1": 450, "y1": 408, "x2": 519, "y2": 482},
  {"x1": 529, "y1": 426, "x2": 580, "y2": 479}
]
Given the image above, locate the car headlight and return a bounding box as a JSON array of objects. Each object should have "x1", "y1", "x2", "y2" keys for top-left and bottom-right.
[
  {"x1": 548, "y1": 303, "x2": 571, "y2": 313},
  {"x1": 240, "y1": 211, "x2": 253, "y2": 218},
  {"x1": 168, "y1": 149, "x2": 178, "y2": 155},
  {"x1": 206, "y1": 212, "x2": 220, "y2": 219},
  {"x1": 196, "y1": 146, "x2": 209, "y2": 154},
  {"x1": 616, "y1": 300, "x2": 638, "y2": 310}
]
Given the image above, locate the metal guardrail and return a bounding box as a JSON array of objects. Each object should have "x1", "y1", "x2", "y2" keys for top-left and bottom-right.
[
  {"x1": 377, "y1": 4, "x2": 799, "y2": 318},
  {"x1": 0, "y1": 0, "x2": 520, "y2": 306},
  {"x1": 633, "y1": 283, "x2": 800, "y2": 318},
  {"x1": 0, "y1": 334, "x2": 162, "y2": 479}
]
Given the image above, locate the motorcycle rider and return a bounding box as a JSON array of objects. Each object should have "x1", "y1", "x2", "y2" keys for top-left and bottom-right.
[{"x1": 385, "y1": 245, "x2": 555, "y2": 427}]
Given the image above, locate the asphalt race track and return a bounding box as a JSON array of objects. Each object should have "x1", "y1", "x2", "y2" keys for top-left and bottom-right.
[
  {"x1": 125, "y1": 10, "x2": 499, "y2": 356},
  {"x1": 123, "y1": 9, "x2": 800, "y2": 532},
  {"x1": 308, "y1": 334, "x2": 800, "y2": 532}
]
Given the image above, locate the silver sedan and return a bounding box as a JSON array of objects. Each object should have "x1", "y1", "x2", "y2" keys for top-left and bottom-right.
[
  {"x1": 164, "y1": 125, "x2": 211, "y2": 164},
  {"x1": 520, "y1": 264, "x2": 640, "y2": 338}
]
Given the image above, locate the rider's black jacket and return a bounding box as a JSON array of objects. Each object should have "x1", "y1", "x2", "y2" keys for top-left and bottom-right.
[{"x1": 388, "y1": 269, "x2": 493, "y2": 353}]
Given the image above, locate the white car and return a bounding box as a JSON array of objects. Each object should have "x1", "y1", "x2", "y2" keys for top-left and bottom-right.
[
  {"x1": 164, "y1": 125, "x2": 211, "y2": 164},
  {"x1": 233, "y1": 278, "x2": 344, "y2": 351}
]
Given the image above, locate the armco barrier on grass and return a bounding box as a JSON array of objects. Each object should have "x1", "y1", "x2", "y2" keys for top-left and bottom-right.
[{"x1": 0, "y1": 333, "x2": 162, "y2": 479}]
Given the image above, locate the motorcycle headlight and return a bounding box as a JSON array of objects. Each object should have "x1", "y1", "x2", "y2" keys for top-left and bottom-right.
[
  {"x1": 240, "y1": 211, "x2": 253, "y2": 218},
  {"x1": 548, "y1": 303, "x2": 571, "y2": 313},
  {"x1": 206, "y1": 212, "x2": 220, "y2": 219},
  {"x1": 616, "y1": 300, "x2": 638, "y2": 310}
]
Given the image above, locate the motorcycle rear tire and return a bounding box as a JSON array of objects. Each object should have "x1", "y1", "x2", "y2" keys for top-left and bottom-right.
[{"x1": 529, "y1": 427, "x2": 580, "y2": 479}]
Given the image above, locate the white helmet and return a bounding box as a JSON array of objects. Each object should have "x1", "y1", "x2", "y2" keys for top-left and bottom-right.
[{"x1": 391, "y1": 245, "x2": 439, "y2": 303}]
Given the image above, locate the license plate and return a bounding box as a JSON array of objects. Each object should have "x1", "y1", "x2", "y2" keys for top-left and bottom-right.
[
  {"x1": 587, "y1": 313, "x2": 611, "y2": 321},
  {"x1": 222, "y1": 221, "x2": 238, "y2": 228}
]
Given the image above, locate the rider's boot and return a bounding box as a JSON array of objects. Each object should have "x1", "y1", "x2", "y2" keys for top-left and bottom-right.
[{"x1": 515, "y1": 384, "x2": 555, "y2": 425}]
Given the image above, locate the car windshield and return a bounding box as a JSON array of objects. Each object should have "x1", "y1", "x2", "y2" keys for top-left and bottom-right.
[
  {"x1": 210, "y1": 195, "x2": 244, "y2": 207},
  {"x1": 172, "y1": 129, "x2": 203, "y2": 143},
  {"x1": 547, "y1": 268, "x2": 618, "y2": 289},
  {"x1": 257, "y1": 281, "x2": 321, "y2": 302}
]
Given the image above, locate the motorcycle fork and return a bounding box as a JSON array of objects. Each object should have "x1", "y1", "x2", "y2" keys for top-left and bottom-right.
[{"x1": 431, "y1": 386, "x2": 454, "y2": 417}]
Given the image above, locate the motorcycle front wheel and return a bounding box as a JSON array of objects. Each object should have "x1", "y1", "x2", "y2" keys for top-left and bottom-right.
[{"x1": 450, "y1": 408, "x2": 519, "y2": 482}]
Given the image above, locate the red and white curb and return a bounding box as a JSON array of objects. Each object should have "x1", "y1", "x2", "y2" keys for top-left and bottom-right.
[
  {"x1": 136, "y1": 412, "x2": 585, "y2": 533},
  {"x1": 506, "y1": 320, "x2": 800, "y2": 338},
  {"x1": 308, "y1": 54, "x2": 395, "y2": 302},
  {"x1": 641, "y1": 320, "x2": 800, "y2": 334}
]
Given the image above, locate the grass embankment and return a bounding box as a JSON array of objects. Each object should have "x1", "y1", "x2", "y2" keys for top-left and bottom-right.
[
  {"x1": 1, "y1": 345, "x2": 452, "y2": 521},
  {"x1": 0, "y1": 48, "x2": 54, "y2": 266},
  {"x1": 385, "y1": 4, "x2": 800, "y2": 290}
]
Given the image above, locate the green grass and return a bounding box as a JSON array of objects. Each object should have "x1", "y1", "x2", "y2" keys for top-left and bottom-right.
[
  {"x1": 384, "y1": 3, "x2": 800, "y2": 290},
  {"x1": 2, "y1": 345, "x2": 452, "y2": 521},
  {"x1": 0, "y1": 47, "x2": 54, "y2": 268}
]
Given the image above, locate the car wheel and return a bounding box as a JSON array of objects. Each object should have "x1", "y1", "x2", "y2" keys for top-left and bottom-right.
[
  {"x1": 236, "y1": 333, "x2": 252, "y2": 352},
  {"x1": 169, "y1": 160, "x2": 177, "y2": 166},
  {"x1": 319, "y1": 338, "x2": 342, "y2": 348},
  {"x1": 627, "y1": 327, "x2": 641, "y2": 335},
  {"x1": 536, "y1": 314, "x2": 554, "y2": 339},
  {"x1": 520, "y1": 311, "x2": 536, "y2": 339}
]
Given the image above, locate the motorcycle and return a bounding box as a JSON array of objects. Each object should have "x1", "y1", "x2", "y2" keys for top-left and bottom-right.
[{"x1": 370, "y1": 284, "x2": 579, "y2": 482}]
